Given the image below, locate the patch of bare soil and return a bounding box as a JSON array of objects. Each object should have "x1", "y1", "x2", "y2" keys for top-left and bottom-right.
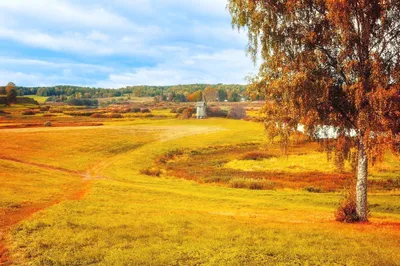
[{"x1": 0, "y1": 158, "x2": 92, "y2": 265}]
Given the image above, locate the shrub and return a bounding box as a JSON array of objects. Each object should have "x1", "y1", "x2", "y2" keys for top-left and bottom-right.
[
  {"x1": 44, "y1": 121, "x2": 52, "y2": 127},
  {"x1": 229, "y1": 178, "x2": 269, "y2": 190},
  {"x1": 40, "y1": 106, "x2": 51, "y2": 112},
  {"x1": 108, "y1": 113, "x2": 123, "y2": 118},
  {"x1": 132, "y1": 107, "x2": 141, "y2": 113},
  {"x1": 335, "y1": 189, "x2": 363, "y2": 223},
  {"x1": 241, "y1": 151, "x2": 274, "y2": 160},
  {"x1": 141, "y1": 108, "x2": 151, "y2": 113},
  {"x1": 204, "y1": 176, "x2": 232, "y2": 183},
  {"x1": 181, "y1": 107, "x2": 194, "y2": 119},
  {"x1": 91, "y1": 113, "x2": 122, "y2": 118},
  {"x1": 227, "y1": 106, "x2": 246, "y2": 119},
  {"x1": 49, "y1": 109, "x2": 63, "y2": 114},
  {"x1": 170, "y1": 108, "x2": 177, "y2": 113},
  {"x1": 176, "y1": 107, "x2": 187, "y2": 114},
  {"x1": 207, "y1": 107, "x2": 228, "y2": 118},
  {"x1": 304, "y1": 187, "x2": 322, "y2": 193},
  {"x1": 64, "y1": 111, "x2": 96, "y2": 117},
  {"x1": 90, "y1": 113, "x2": 105, "y2": 118},
  {"x1": 0, "y1": 110, "x2": 10, "y2": 115},
  {"x1": 66, "y1": 98, "x2": 98, "y2": 106},
  {"x1": 22, "y1": 110, "x2": 36, "y2": 115},
  {"x1": 140, "y1": 167, "x2": 162, "y2": 177},
  {"x1": 156, "y1": 149, "x2": 185, "y2": 164}
]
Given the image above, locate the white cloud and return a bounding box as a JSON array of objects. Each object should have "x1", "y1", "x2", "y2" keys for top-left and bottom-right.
[
  {"x1": 87, "y1": 31, "x2": 109, "y2": 42},
  {"x1": 0, "y1": 57, "x2": 113, "y2": 72},
  {"x1": 0, "y1": 0, "x2": 256, "y2": 87},
  {"x1": 97, "y1": 49, "x2": 256, "y2": 87},
  {"x1": 0, "y1": 0, "x2": 149, "y2": 32}
]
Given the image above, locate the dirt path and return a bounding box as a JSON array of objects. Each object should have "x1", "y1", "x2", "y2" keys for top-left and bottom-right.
[
  {"x1": 0, "y1": 124, "x2": 225, "y2": 265},
  {"x1": 0, "y1": 157, "x2": 91, "y2": 265}
]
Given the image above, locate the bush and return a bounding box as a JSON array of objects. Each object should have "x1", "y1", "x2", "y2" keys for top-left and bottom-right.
[
  {"x1": 40, "y1": 106, "x2": 51, "y2": 112},
  {"x1": 44, "y1": 121, "x2": 52, "y2": 127},
  {"x1": 108, "y1": 113, "x2": 123, "y2": 118},
  {"x1": 66, "y1": 98, "x2": 98, "y2": 106},
  {"x1": 156, "y1": 149, "x2": 185, "y2": 164},
  {"x1": 0, "y1": 110, "x2": 10, "y2": 115},
  {"x1": 90, "y1": 113, "x2": 105, "y2": 118},
  {"x1": 90, "y1": 113, "x2": 122, "y2": 118},
  {"x1": 132, "y1": 107, "x2": 141, "y2": 113},
  {"x1": 241, "y1": 151, "x2": 274, "y2": 160},
  {"x1": 176, "y1": 107, "x2": 187, "y2": 114},
  {"x1": 141, "y1": 108, "x2": 151, "y2": 113},
  {"x1": 22, "y1": 110, "x2": 36, "y2": 115},
  {"x1": 227, "y1": 106, "x2": 246, "y2": 120},
  {"x1": 140, "y1": 167, "x2": 162, "y2": 177},
  {"x1": 229, "y1": 178, "x2": 274, "y2": 190},
  {"x1": 170, "y1": 108, "x2": 177, "y2": 113},
  {"x1": 181, "y1": 107, "x2": 194, "y2": 119},
  {"x1": 64, "y1": 111, "x2": 96, "y2": 116},
  {"x1": 335, "y1": 189, "x2": 362, "y2": 223},
  {"x1": 207, "y1": 107, "x2": 228, "y2": 118},
  {"x1": 304, "y1": 187, "x2": 322, "y2": 193}
]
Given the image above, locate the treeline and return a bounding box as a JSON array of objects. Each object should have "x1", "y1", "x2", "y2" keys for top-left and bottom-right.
[{"x1": 2, "y1": 83, "x2": 258, "y2": 103}]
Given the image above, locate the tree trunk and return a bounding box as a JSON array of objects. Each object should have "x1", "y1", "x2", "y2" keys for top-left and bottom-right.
[{"x1": 356, "y1": 140, "x2": 368, "y2": 221}]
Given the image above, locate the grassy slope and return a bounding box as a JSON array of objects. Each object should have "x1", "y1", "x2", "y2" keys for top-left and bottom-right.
[{"x1": 1, "y1": 119, "x2": 399, "y2": 265}]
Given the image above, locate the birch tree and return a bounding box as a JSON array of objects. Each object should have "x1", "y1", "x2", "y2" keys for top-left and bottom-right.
[{"x1": 229, "y1": 0, "x2": 400, "y2": 221}]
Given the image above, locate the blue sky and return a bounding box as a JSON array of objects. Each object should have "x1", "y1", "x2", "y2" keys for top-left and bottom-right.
[{"x1": 0, "y1": 0, "x2": 256, "y2": 88}]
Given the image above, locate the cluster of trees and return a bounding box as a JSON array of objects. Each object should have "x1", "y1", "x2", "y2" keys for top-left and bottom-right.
[
  {"x1": 66, "y1": 98, "x2": 99, "y2": 106},
  {"x1": 3, "y1": 83, "x2": 248, "y2": 103},
  {"x1": 155, "y1": 86, "x2": 244, "y2": 103},
  {"x1": 147, "y1": 85, "x2": 248, "y2": 102},
  {"x1": 0, "y1": 82, "x2": 18, "y2": 105}
]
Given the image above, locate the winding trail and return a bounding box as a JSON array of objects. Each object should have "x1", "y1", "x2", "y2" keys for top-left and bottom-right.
[{"x1": 0, "y1": 124, "x2": 224, "y2": 265}]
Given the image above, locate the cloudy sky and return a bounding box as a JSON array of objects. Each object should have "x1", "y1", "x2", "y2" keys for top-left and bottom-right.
[{"x1": 0, "y1": 0, "x2": 256, "y2": 88}]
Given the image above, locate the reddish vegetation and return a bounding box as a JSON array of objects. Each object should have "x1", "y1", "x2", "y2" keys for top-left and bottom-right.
[{"x1": 157, "y1": 143, "x2": 397, "y2": 192}]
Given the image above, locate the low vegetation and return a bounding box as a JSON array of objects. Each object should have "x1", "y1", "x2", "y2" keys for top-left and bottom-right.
[{"x1": 0, "y1": 100, "x2": 399, "y2": 265}]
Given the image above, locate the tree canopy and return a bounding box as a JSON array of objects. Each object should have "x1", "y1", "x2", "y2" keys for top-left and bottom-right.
[
  {"x1": 229, "y1": 0, "x2": 400, "y2": 221},
  {"x1": 6, "y1": 82, "x2": 17, "y2": 105}
]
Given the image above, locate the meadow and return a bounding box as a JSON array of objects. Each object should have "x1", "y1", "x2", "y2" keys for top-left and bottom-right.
[{"x1": 0, "y1": 101, "x2": 399, "y2": 265}]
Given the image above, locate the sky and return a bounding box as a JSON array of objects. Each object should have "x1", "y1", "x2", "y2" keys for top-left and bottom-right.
[{"x1": 0, "y1": 0, "x2": 256, "y2": 88}]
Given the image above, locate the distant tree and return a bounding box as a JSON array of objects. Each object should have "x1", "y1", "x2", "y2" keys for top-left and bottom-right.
[
  {"x1": 218, "y1": 89, "x2": 228, "y2": 101},
  {"x1": 167, "y1": 92, "x2": 173, "y2": 101},
  {"x1": 203, "y1": 87, "x2": 218, "y2": 102},
  {"x1": 6, "y1": 82, "x2": 17, "y2": 105},
  {"x1": 229, "y1": 0, "x2": 400, "y2": 221},
  {"x1": 228, "y1": 91, "x2": 240, "y2": 102},
  {"x1": 227, "y1": 106, "x2": 246, "y2": 120},
  {"x1": 0, "y1": 86, "x2": 5, "y2": 95},
  {"x1": 173, "y1": 93, "x2": 186, "y2": 102},
  {"x1": 187, "y1": 90, "x2": 203, "y2": 102}
]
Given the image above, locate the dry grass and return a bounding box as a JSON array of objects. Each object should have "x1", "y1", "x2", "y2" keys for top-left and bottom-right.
[{"x1": 0, "y1": 115, "x2": 399, "y2": 265}]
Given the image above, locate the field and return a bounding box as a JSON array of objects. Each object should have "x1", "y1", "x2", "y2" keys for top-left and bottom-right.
[{"x1": 0, "y1": 103, "x2": 399, "y2": 265}]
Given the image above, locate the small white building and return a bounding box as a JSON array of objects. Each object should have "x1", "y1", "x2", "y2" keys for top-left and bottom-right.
[{"x1": 196, "y1": 101, "x2": 207, "y2": 119}]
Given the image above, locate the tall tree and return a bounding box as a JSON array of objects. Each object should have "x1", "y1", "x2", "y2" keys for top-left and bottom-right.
[
  {"x1": 218, "y1": 89, "x2": 228, "y2": 101},
  {"x1": 5, "y1": 82, "x2": 17, "y2": 105},
  {"x1": 229, "y1": 0, "x2": 400, "y2": 221},
  {"x1": 203, "y1": 87, "x2": 219, "y2": 102}
]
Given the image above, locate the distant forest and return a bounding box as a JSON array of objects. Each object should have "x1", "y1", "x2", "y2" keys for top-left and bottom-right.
[{"x1": 0, "y1": 84, "x2": 257, "y2": 103}]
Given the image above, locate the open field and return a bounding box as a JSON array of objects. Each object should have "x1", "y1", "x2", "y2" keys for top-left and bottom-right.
[{"x1": 0, "y1": 111, "x2": 399, "y2": 265}]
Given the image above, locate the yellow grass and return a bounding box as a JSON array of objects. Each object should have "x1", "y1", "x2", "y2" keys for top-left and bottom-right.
[{"x1": 0, "y1": 118, "x2": 399, "y2": 265}]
